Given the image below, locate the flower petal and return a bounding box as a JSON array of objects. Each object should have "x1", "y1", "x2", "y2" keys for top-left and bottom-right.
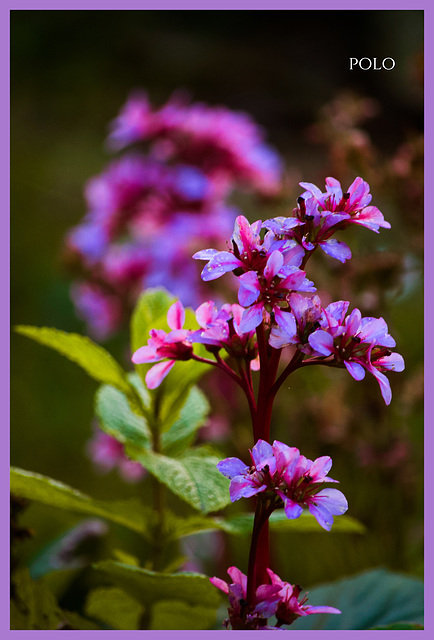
[
  {"x1": 344, "y1": 360, "x2": 366, "y2": 381},
  {"x1": 217, "y1": 457, "x2": 249, "y2": 479},
  {"x1": 238, "y1": 304, "x2": 264, "y2": 333},
  {"x1": 132, "y1": 345, "x2": 159, "y2": 364},
  {"x1": 320, "y1": 239, "x2": 352, "y2": 263},
  {"x1": 145, "y1": 360, "x2": 175, "y2": 389},
  {"x1": 308, "y1": 330, "x2": 334, "y2": 356}
]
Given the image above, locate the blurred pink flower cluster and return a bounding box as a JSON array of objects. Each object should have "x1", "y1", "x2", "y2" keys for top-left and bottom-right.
[{"x1": 65, "y1": 92, "x2": 283, "y2": 340}]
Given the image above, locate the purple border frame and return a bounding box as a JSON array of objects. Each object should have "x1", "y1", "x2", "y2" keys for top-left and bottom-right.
[{"x1": 4, "y1": 1, "x2": 430, "y2": 638}]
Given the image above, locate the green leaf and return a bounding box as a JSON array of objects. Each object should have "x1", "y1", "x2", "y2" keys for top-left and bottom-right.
[
  {"x1": 86, "y1": 587, "x2": 144, "y2": 630},
  {"x1": 93, "y1": 561, "x2": 221, "y2": 611},
  {"x1": 289, "y1": 568, "x2": 424, "y2": 630},
  {"x1": 11, "y1": 568, "x2": 63, "y2": 630},
  {"x1": 60, "y1": 611, "x2": 101, "y2": 630},
  {"x1": 95, "y1": 382, "x2": 151, "y2": 451},
  {"x1": 370, "y1": 622, "x2": 424, "y2": 630},
  {"x1": 11, "y1": 467, "x2": 149, "y2": 536},
  {"x1": 161, "y1": 385, "x2": 210, "y2": 453},
  {"x1": 129, "y1": 447, "x2": 230, "y2": 514},
  {"x1": 15, "y1": 325, "x2": 131, "y2": 395},
  {"x1": 150, "y1": 599, "x2": 219, "y2": 630}
]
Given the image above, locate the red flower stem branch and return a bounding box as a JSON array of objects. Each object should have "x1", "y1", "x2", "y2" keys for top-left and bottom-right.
[
  {"x1": 236, "y1": 360, "x2": 257, "y2": 422},
  {"x1": 249, "y1": 325, "x2": 283, "y2": 588},
  {"x1": 191, "y1": 353, "x2": 244, "y2": 388},
  {"x1": 268, "y1": 350, "x2": 305, "y2": 399},
  {"x1": 246, "y1": 499, "x2": 274, "y2": 604}
]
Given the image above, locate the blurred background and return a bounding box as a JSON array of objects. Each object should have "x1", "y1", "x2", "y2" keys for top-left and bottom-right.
[{"x1": 11, "y1": 8, "x2": 423, "y2": 611}]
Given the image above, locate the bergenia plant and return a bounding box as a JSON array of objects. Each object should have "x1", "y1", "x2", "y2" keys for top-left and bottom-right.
[{"x1": 133, "y1": 177, "x2": 404, "y2": 629}]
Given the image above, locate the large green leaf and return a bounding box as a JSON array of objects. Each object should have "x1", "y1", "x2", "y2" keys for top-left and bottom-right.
[
  {"x1": 161, "y1": 385, "x2": 210, "y2": 453},
  {"x1": 290, "y1": 568, "x2": 424, "y2": 630},
  {"x1": 129, "y1": 447, "x2": 230, "y2": 514},
  {"x1": 10, "y1": 468, "x2": 149, "y2": 536},
  {"x1": 15, "y1": 326, "x2": 131, "y2": 395},
  {"x1": 11, "y1": 568, "x2": 64, "y2": 630},
  {"x1": 95, "y1": 382, "x2": 151, "y2": 450},
  {"x1": 150, "y1": 599, "x2": 219, "y2": 630},
  {"x1": 93, "y1": 561, "x2": 221, "y2": 611},
  {"x1": 85, "y1": 587, "x2": 144, "y2": 630}
]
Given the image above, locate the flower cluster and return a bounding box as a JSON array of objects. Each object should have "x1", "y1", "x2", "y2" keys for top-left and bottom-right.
[
  {"x1": 132, "y1": 300, "x2": 259, "y2": 389},
  {"x1": 64, "y1": 93, "x2": 283, "y2": 339},
  {"x1": 271, "y1": 297, "x2": 404, "y2": 405},
  {"x1": 193, "y1": 200, "x2": 403, "y2": 405},
  {"x1": 264, "y1": 177, "x2": 391, "y2": 263},
  {"x1": 210, "y1": 566, "x2": 340, "y2": 630},
  {"x1": 217, "y1": 439, "x2": 348, "y2": 531},
  {"x1": 107, "y1": 91, "x2": 283, "y2": 197}
]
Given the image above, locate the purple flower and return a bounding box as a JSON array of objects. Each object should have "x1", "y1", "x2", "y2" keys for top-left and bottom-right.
[
  {"x1": 107, "y1": 92, "x2": 283, "y2": 196},
  {"x1": 217, "y1": 439, "x2": 348, "y2": 531},
  {"x1": 266, "y1": 569, "x2": 341, "y2": 626},
  {"x1": 131, "y1": 301, "x2": 194, "y2": 388},
  {"x1": 300, "y1": 176, "x2": 391, "y2": 233},
  {"x1": 192, "y1": 300, "x2": 259, "y2": 368},
  {"x1": 210, "y1": 566, "x2": 282, "y2": 630},
  {"x1": 269, "y1": 293, "x2": 323, "y2": 351},
  {"x1": 193, "y1": 215, "x2": 262, "y2": 281},
  {"x1": 308, "y1": 302, "x2": 404, "y2": 404},
  {"x1": 237, "y1": 249, "x2": 316, "y2": 333},
  {"x1": 210, "y1": 566, "x2": 341, "y2": 630},
  {"x1": 107, "y1": 91, "x2": 153, "y2": 150},
  {"x1": 264, "y1": 196, "x2": 352, "y2": 264}
]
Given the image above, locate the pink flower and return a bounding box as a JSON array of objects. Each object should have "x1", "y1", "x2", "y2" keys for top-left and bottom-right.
[
  {"x1": 266, "y1": 569, "x2": 341, "y2": 626},
  {"x1": 210, "y1": 566, "x2": 282, "y2": 630},
  {"x1": 210, "y1": 566, "x2": 341, "y2": 629},
  {"x1": 300, "y1": 176, "x2": 391, "y2": 233},
  {"x1": 217, "y1": 440, "x2": 348, "y2": 531},
  {"x1": 132, "y1": 301, "x2": 194, "y2": 388},
  {"x1": 192, "y1": 300, "x2": 259, "y2": 368},
  {"x1": 237, "y1": 249, "x2": 315, "y2": 333},
  {"x1": 308, "y1": 302, "x2": 404, "y2": 404},
  {"x1": 269, "y1": 292, "x2": 323, "y2": 351}
]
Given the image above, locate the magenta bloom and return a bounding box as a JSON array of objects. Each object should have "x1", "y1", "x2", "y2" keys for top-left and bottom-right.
[
  {"x1": 300, "y1": 176, "x2": 391, "y2": 233},
  {"x1": 266, "y1": 569, "x2": 341, "y2": 626},
  {"x1": 194, "y1": 214, "x2": 305, "y2": 283},
  {"x1": 210, "y1": 566, "x2": 341, "y2": 629},
  {"x1": 217, "y1": 439, "x2": 348, "y2": 531},
  {"x1": 210, "y1": 566, "x2": 282, "y2": 630},
  {"x1": 132, "y1": 301, "x2": 194, "y2": 389},
  {"x1": 192, "y1": 300, "x2": 259, "y2": 368},
  {"x1": 308, "y1": 302, "x2": 404, "y2": 404},
  {"x1": 237, "y1": 249, "x2": 316, "y2": 333},
  {"x1": 269, "y1": 293, "x2": 323, "y2": 351},
  {"x1": 107, "y1": 92, "x2": 283, "y2": 196},
  {"x1": 264, "y1": 196, "x2": 352, "y2": 264},
  {"x1": 193, "y1": 215, "x2": 263, "y2": 281}
]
